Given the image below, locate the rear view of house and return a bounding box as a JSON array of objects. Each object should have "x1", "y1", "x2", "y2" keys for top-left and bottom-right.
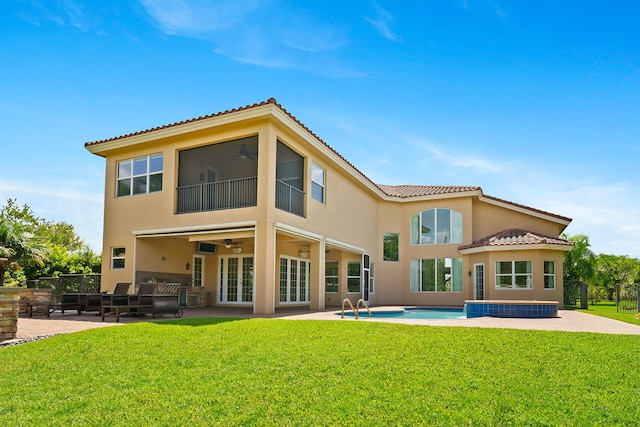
[{"x1": 85, "y1": 98, "x2": 573, "y2": 314}]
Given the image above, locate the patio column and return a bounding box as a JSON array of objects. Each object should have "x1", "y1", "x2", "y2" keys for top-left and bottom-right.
[
  {"x1": 253, "y1": 220, "x2": 276, "y2": 315},
  {"x1": 309, "y1": 239, "x2": 325, "y2": 310}
]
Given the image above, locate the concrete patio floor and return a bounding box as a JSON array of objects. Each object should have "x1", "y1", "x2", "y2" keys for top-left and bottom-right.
[{"x1": 6, "y1": 306, "x2": 640, "y2": 345}]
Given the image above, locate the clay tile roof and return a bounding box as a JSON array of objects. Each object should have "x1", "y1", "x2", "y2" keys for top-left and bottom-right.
[
  {"x1": 376, "y1": 184, "x2": 481, "y2": 198},
  {"x1": 458, "y1": 228, "x2": 574, "y2": 250}
]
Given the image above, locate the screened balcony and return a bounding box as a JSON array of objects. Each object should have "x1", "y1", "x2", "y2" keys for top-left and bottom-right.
[
  {"x1": 176, "y1": 136, "x2": 259, "y2": 214},
  {"x1": 175, "y1": 137, "x2": 308, "y2": 216}
]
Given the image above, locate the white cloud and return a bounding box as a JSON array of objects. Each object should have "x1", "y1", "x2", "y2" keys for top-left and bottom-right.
[
  {"x1": 410, "y1": 140, "x2": 505, "y2": 174},
  {"x1": 138, "y1": 0, "x2": 363, "y2": 76},
  {"x1": 278, "y1": 16, "x2": 348, "y2": 53},
  {"x1": 138, "y1": 0, "x2": 263, "y2": 35},
  {"x1": 364, "y1": 4, "x2": 402, "y2": 42},
  {"x1": 17, "y1": 0, "x2": 95, "y2": 31},
  {"x1": 451, "y1": 0, "x2": 508, "y2": 23}
]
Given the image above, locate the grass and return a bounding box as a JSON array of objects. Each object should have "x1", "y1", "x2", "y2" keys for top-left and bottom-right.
[
  {"x1": 576, "y1": 301, "x2": 640, "y2": 326},
  {"x1": 1, "y1": 318, "x2": 639, "y2": 426}
]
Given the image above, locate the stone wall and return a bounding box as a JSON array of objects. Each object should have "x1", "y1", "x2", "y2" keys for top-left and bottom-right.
[{"x1": 0, "y1": 288, "x2": 21, "y2": 341}]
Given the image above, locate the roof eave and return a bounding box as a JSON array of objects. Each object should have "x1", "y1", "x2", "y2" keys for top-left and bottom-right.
[
  {"x1": 459, "y1": 243, "x2": 574, "y2": 255},
  {"x1": 85, "y1": 103, "x2": 277, "y2": 156}
]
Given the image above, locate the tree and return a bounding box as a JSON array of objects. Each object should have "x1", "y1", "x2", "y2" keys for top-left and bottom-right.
[
  {"x1": 0, "y1": 200, "x2": 49, "y2": 277},
  {"x1": 562, "y1": 234, "x2": 596, "y2": 305},
  {"x1": 593, "y1": 254, "x2": 640, "y2": 300}
]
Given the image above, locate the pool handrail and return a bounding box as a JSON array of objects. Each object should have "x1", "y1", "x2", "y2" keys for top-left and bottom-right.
[
  {"x1": 341, "y1": 299, "x2": 356, "y2": 318},
  {"x1": 356, "y1": 299, "x2": 372, "y2": 318},
  {"x1": 341, "y1": 298, "x2": 372, "y2": 319}
]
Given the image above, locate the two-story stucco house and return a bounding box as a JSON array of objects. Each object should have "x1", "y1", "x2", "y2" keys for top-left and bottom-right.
[{"x1": 85, "y1": 98, "x2": 573, "y2": 314}]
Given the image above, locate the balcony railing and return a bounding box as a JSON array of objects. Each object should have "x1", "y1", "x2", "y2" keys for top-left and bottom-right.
[
  {"x1": 177, "y1": 176, "x2": 258, "y2": 214},
  {"x1": 276, "y1": 179, "x2": 305, "y2": 217}
]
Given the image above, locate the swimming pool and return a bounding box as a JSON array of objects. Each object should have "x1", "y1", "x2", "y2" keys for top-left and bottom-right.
[{"x1": 341, "y1": 307, "x2": 465, "y2": 320}]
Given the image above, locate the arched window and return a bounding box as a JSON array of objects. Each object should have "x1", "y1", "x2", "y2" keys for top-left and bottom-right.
[{"x1": 410, "y1": 208, "x2": 462, "y2": 245}]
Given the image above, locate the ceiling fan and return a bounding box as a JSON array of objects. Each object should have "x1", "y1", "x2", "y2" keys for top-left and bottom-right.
[
  {"x1": 210, "y1": 238, "x2": 244, "y2": 248},
  {"x1": 235, "y1": 144, "x2": 258, "y2": 160}
]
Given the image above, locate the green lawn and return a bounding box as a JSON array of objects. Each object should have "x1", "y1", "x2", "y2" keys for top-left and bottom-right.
[
  {"x1": 1, "y1": 318, "x2": 639, "y2": 426},
  {"x1": 576, "y1": 301, "x2": 640, "y2": 326}
]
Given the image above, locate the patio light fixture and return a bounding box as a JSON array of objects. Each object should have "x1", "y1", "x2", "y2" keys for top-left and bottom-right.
[{"x1": 186, "y1": 262, "x2": 190, "y2": 270}]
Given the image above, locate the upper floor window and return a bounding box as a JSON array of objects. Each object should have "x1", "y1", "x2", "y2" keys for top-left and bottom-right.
[
  {"x1": 496, "y1": 261, "x2": 532, "y2": 289},
  {"x1": 117, "y1": 154, "x2": 163, "y2": 197},
  {"x1": 544, "y1": 261, "x2": 556, "y2": 289},
  {"x1": 410, "y1": 208, "x2": 462, "y2": 245},
  {"x1": 311, "y1": 162, "x2": 325, "y2": 203}
]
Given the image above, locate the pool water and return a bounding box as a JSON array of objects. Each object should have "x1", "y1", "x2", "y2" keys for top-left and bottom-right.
[{"x1": 342, "y1": 308, "x2": 466, "y2": 320}]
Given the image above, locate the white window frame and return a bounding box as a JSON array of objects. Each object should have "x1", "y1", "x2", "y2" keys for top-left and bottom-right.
[
  {"x1": 117, "y1": 153, "x2": 163, "y2": 197},
  {"x1": 544, "y1": 261, "x2": 556, "y2": 290},
  {"x1": 311, "y1": 162, "x2": 325, "y2": 203},
  {"x1": 111, "y1": 247, "x2": 125, "y2": 270},
  {"x1": 495, "y1": 260, "x2": 533, "y2": 289},
  {"x1": 410, "y1": 208, "x2": 463, "y2": 245}
]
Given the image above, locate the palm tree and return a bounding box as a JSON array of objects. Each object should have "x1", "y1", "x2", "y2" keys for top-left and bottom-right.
[{"x1": 0, "y1": 220, "x2": 49, "y2": 280}]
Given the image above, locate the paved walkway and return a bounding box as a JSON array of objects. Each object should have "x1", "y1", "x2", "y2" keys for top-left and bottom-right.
[{"x1": 6, "y1": 307, "x2": 640, "y2": 345}]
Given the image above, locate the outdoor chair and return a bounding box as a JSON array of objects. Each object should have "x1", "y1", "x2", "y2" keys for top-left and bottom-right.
[
  {"x1": 111, "y1": 282, "x2": 132, "y2": 294},
  {"x1": 100, "y1": 282, "x2": 132, "y2": 309},
  {"x1": 51, "y1": 293, "x2": 83, "y2": 315},
  {"x1": 23, "y1": 295, "x2": 52, "y2": 318}
]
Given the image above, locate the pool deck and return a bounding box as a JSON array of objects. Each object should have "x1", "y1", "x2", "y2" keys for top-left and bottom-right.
[{"x1": 7, "y1": 306, "x2": 640, "y2": 345}]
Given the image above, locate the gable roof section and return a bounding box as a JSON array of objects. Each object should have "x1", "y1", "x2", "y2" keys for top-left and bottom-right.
[
  {"x1": 458, "y1": 228, "x2": 574, "y2": 254},
  {"x1": 85, "y1": 98, "x2": 571, "y2": 226}
]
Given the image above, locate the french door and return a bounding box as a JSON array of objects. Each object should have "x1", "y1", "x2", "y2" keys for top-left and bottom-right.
[
  {"x1": 219, "y1": 255, "x2": 254, "y2": 304},
  {"x1": 279, "y1": 256, "x2": 310, "y2": 304}
]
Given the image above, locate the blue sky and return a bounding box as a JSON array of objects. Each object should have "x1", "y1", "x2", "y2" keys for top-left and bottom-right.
[{"x1": 1, "y1": 0, "x2": 639, "y2": 257}]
